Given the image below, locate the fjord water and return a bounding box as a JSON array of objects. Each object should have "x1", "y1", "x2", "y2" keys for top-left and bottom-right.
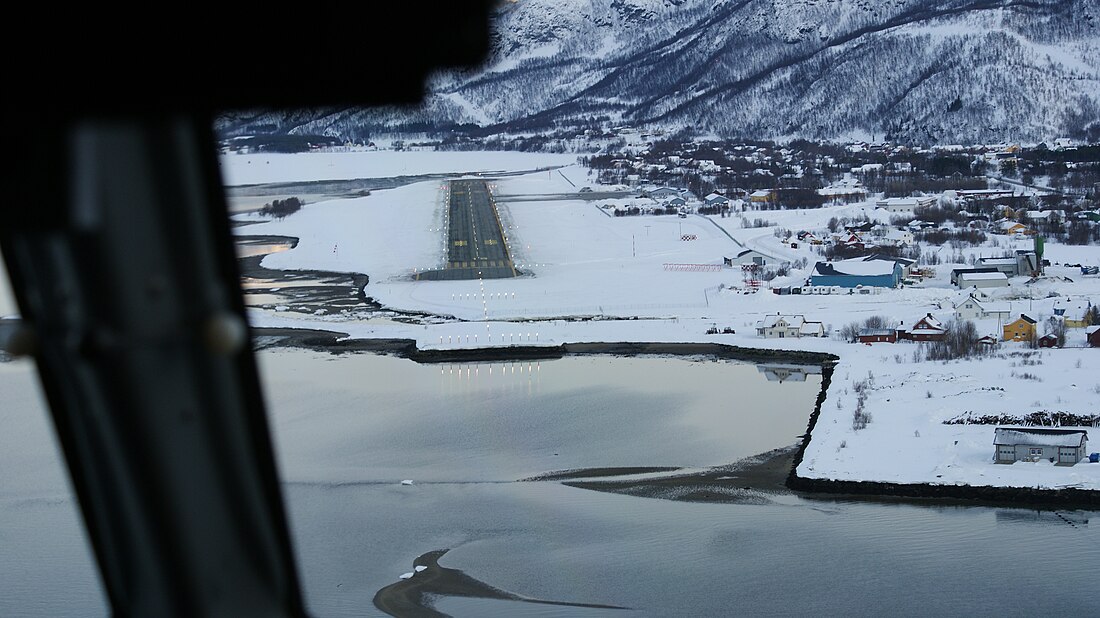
[
  {"x1": 2, "y1": 351, "x2": 1097, "y2": 616},
  {"x1": 256, "y1": 351, "x2": 1098, "y2": 616}
]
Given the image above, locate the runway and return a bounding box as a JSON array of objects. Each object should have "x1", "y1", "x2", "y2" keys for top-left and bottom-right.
[{"x1": 417, "y1": 179, "x2": 517, "y2": 280}]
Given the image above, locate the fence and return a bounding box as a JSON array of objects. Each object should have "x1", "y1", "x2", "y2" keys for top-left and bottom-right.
[{"x1": 663, "y1": 263, "x2": 722, "y2": 272}]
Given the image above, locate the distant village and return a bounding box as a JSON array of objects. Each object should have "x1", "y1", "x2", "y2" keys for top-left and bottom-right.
[{"x1": 581, "y1": 138, "x2": 1100, "y2": 352}]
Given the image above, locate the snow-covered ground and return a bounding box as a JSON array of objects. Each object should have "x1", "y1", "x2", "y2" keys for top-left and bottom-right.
[
  {"x1": 218, "y1": 150, "x2": 577, "y2": 186},
  {"x1": 226, "y1": 152, "x2": 1100, "y2": 492}
]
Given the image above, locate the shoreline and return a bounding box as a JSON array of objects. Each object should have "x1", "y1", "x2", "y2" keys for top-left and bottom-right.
[{"x1": 252, "y1": 328, "x2": 1099, "y2": 509}]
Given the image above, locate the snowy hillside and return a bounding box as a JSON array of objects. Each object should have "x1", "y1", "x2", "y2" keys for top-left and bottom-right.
[{"x1": 218, "y1": 0, "x2": 1100, "y2": 144}]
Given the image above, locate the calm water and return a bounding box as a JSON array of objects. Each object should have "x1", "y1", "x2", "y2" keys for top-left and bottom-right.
[
  {"x1": 1, "y1": 351, "x2": 1097, "y2": 617},
  {"x1": 255, "y1": 351, "x2": 1098, "y2": 617}
]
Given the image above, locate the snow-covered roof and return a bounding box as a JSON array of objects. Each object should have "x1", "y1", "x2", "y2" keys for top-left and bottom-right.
[
  {"x1": 819, "y1": 186, "x2": 866, "y2": 196},
  {"x1": 1054, "y1": 299, "x2": 1091, "y2": 314},
  {"x1": 759, "y1": 314, "x2": 804, "y2": 328},
  {"x1": 814, "y1": 258, "x2": 897, "y2": 277},
  {"x1": 749, "y1": 190, "x2": 772, "y2": 198},
  {"x1": 863, "y1": 254, "x2": 914, "y2": 266},
  {"x1": 958, "y1": 272, "x2": 1008, "y2": 281},
  {"x1": 912, "y1": 314, "x2": 943, "y2": 330},
  {"x1": 979, "y1": 257, "x2": 1016, "y2": 266},
  {"x1": 876, "y1": 197, "x2": 934, "y2": 207},
  {"x1": 952, "y1": 267, "x2": 999, "y2": 276},
  {"x1": 799, "y1": 321, "x2": 823, "y2": 335},
  {"x1": 993, "y1": 428, "x2": 1087, "y2": 448}
]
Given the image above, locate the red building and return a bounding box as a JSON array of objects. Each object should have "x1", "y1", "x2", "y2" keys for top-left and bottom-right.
[{"x1": 906, "y1": 313, "x2": 946, "y2": 342}]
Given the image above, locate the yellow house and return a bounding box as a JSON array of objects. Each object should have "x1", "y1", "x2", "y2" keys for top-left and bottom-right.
[
  {"x1": 1003, "y1": 314, "x2": 1037, "y2": 342},
  {"x1": 749, "y1": 189, "x2": 775, "y2": 204},
  {"x1": 1054, "y1": 300, "x2": 1093, "y2": 328}
]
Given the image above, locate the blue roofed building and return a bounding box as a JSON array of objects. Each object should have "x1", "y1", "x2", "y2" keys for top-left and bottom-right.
[{"x1": 809, "y1": 257, "x2": 903, "y2": 288}]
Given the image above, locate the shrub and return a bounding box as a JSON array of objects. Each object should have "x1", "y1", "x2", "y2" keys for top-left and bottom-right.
[
  {"x1": 260, "y1": 197, "x2": 303, "y2": 219},
  {"x1": 924, "y1": 320, "x2": 986, "y2": 361}
]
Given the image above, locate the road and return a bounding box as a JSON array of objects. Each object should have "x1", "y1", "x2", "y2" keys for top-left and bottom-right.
[{"x1": 417, "y1": 179, "x2": 517, "y2": 280}]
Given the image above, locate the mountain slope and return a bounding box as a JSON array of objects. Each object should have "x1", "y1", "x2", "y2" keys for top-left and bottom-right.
[{"x1": 217, "y1": 0, "x2": 1100, "y2": 144}]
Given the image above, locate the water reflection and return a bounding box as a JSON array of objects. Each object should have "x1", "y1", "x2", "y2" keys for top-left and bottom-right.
[
  {"x1": 996, "y1": 509, "x2": 1089, "y2": 527},
  {"x1": 234, "y1": 238, "x2": 294, "y2": 259},
  {"x1": 756, "y1": 363, "x2": 823, "y2": 383}
]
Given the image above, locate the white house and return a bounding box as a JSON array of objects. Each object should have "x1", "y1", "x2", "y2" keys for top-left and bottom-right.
[
  {"x1": 954, "y1": 294, "x2": 1012, "y2": 321},
  {"x1": 883, "y1": 229, "x2": 915, "y2": 246},
  {"x1": 756, "y1": 314, "x2": 805, "y2": 339},
  {"x1": 798, "y1": 321, "x2": 826, "y2": 338}
]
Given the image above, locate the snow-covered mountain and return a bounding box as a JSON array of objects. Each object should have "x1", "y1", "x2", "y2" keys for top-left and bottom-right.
[{"x1": 217, "y1": 0, "x2": 1100, "y2": 144}]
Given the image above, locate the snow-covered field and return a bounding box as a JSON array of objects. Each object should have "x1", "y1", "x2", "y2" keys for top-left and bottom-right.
[
  {"x1": 226, "y1": 151, "x2": 1100, "y2": 492},
  {"x1": 218, "y1": 150, "x2": 576, "y2": 186}
]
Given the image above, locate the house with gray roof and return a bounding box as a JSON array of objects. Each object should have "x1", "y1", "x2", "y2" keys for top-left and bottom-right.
[
  {"x1": 647, "y1": 186, "x2": 683, "y2": 199},
  {"x1": 994, "y1": 428, "x2": 1088, "y2": 464},
  {"x1": 704, "y1": 192, "x2": 729, "y2": 207}
]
